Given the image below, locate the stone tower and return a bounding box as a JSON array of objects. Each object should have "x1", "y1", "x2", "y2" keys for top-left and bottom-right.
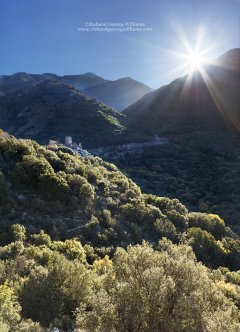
[{"x1": 65, "y1": 136, "x2": 72, "y2": 146}]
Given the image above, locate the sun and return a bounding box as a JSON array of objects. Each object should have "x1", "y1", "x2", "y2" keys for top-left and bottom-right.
[
  {"x1": 144, "y1": 23, "x2": 222, "y2": 87},
  {"x1": 166, "y1": 24, "x2": 218, "y2": 76},
  {"x1": 187, "y1": 51, "x2": 203, "y2": 72}
]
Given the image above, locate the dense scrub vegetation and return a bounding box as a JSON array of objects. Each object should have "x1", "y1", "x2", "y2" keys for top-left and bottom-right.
[
  {"x1": 1, "y1": 132, "x2": 240, "y2": 329},
  {"x1": 0, "y1": 133, "x2": 240, "y2": 269},
  {"x1": 0, "y1": 226, "x2": 240, "y2": 331},
  {"x1": 111, "y1": 132, "x2": 240, "y2": 235}
]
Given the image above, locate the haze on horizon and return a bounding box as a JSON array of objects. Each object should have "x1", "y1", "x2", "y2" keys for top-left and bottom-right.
[{"x1": 1, "y1": 0, "x2": 240, "y2": 88}]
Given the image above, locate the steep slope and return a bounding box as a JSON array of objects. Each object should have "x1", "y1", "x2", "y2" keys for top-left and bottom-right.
[
  {"x1": 84, "y1": 77, "x2": 153, "y2": 111},
  {"x1": 124, "y1": 49, "x2": 240, "y2": 136},
  {"x1": 0, "y1": 80, "x2": 125, "y2": 148}
]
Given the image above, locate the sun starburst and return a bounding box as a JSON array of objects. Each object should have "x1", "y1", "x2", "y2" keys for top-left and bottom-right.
[{"x1": 164, "y1": 23, "x2": 240, "y2": 132}]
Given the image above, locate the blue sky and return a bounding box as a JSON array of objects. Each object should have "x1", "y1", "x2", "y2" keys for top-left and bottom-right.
[{"x1": 1, "y1": 0, "x2": 239, "y2": 88}]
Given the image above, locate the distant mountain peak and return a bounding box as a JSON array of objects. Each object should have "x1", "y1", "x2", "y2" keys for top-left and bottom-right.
[
  {"x1": 60, "y1": 73, "x2": 110, "y2": 89},
  {"x1": 116, "y1": 76, "x2": 143, "y2": 84},
  {"x1": 83, "y1": 76, "x2": 153, "y2": 111},
  {"x1": 83, "y1": 72, "x2": 102, "y2": 77},
  {"x1": 118, "y1": 76, "x2": 134, "y2": 81}
]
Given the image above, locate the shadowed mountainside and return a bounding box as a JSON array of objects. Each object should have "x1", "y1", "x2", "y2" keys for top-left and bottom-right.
[
  {"x1": 124, "y1": 49, "x2": 240, "y2": 137},
  {"x1": 0, "y1": 80, "x2": 126, "y2": 148},
  {"x1": 84, "y1": 77, "x2": 153, "y2": 111}
]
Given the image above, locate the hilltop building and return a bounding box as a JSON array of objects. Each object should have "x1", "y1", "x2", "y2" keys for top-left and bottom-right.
[
  {"x1": 65, "y1": 136, "x2": 73, "y2": 146},
  {"x1": 48, "y1": 140, "x2": 58, "y2": 147},
  {"x1": 47, "y1": 136, "x2": 91, "y2": 157}
]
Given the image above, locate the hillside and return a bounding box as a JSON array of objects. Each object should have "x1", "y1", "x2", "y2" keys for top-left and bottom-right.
[
  {"x1": 0, "y1": 132, "x2": 239, "y2": 268},
  {"x1": 112, "y1": 49, "x2": 240, "y2": 235},
  {"x1": 84, "y1": 77, "x2": 153, "y2": 111},
  {"x1": 0, "y1": 132, "x2": 240, "y2": 330},
  {"x1": 124, "y1": 49, "x2": 240, "y2": 136},
  {"x1": 109, "y1": 131, "x2": 240, "y2": 234},
  {"x1": 0, "y1": 80, "x2": 126, "y2": 148}
]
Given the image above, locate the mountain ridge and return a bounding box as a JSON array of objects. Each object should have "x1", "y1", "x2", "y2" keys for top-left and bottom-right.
[
  {"x1": 0, "y1": 72, "x2": 153, "y2": 111},
  {"x1": 0, "y1": 79, "x2": 126, "y2": 148},
  {"x1": 124, "y1": 48, "x2": 240, "y2": 136},
  {"x1": 84, "y1": 76, "x2": 153, "y2": 111}
]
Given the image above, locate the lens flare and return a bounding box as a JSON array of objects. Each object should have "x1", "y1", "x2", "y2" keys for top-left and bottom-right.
[
  {"x1": 186, "y1": 51, "x2": 204, "y2": 72},
  {"x1": 164, "y1": 24, "x2": 240, "y2": 132}
]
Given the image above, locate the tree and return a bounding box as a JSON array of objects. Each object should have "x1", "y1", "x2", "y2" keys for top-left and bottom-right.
[
  {"x1": 13, "y1": 155, "x2": 53, "y2": 187},
  {"x1": 184, "y1": 227, "x2": 227, "y2": 267},
  {"x1": 0, "y1": 284, "x2": 21, "y2": 330},
  {"x1": 32, "y1": 230, "x2": 51, "y2": 247},
  {"x1": 52, "y1": 239, "x2": 86, "y2": 261},
  {"x1": 188, "y1": 213, "x2": 226, "y2": 238},
  {"x1": 76, "y1": 242, "x2": 240, "y2": 332},
  {"x1": 11, "y1": 224, "x2": 26, "y2": 242},
  {"x1": 21, "y1": 252, "x2": 94, "y2": 329}
]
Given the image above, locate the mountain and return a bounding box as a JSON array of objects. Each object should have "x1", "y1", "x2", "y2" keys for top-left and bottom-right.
[
  {"x1": 0, "y1": 80, "x2": 125, "y2": 148},
  {"x1": 0, "y1": 72, "x2": 109, "y2": 96},
  {"x1": 84, "y1": 77, "x2": 153, "y2": 111},
  {"x1": 114, "y1": 49, "x2": 240, "y2": 236},
  {"x1": 0, "y1": 72, "x2": 58, "y2": 96},
  {"x1": 0, "y1": 72, "x2": 151, "y2": 111},
  {"x1": 60, "y1": 72, "x2": 110, "y2": 89},
  {"x1": 124, "y1": 49, "x2": 240, "y2": 136}
]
